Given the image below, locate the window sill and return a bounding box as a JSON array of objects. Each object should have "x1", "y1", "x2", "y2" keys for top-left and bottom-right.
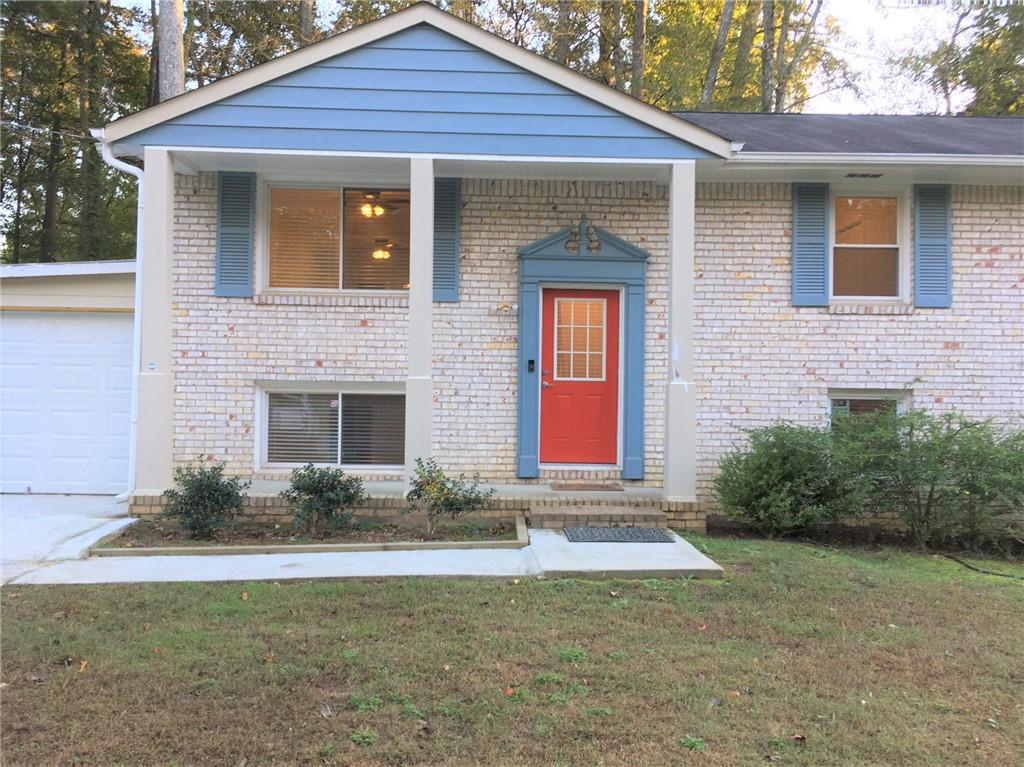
[
  {"x1": 255, "y1": 291, "x2": 409, "y2": 308},
  {"x1": 828, "y1": 301, "x2": 913, "y2": 316}
]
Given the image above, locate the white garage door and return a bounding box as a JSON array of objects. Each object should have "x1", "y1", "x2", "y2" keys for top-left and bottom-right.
[{"x1": 1, "y1": 312, "x2": 132, "y2": 494}]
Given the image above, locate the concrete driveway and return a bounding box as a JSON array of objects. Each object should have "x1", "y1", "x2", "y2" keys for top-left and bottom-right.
[{"x1": 1, "y1": 495, "x2": 133, "y2": 583}]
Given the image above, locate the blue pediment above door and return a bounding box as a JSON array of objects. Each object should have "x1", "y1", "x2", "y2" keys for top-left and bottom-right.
[{"x1": 518, "y1": 217, "x2": 651, "y2": 263}]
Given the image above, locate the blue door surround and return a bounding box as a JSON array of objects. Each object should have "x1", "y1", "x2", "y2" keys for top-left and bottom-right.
[{"x1": 517, "y1": 217, "x2": 649, "y2": 479}]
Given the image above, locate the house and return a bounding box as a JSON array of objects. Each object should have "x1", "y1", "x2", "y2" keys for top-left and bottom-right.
[{"x1": 90, "y1": 3, "x2": 1022, "y2": 527}]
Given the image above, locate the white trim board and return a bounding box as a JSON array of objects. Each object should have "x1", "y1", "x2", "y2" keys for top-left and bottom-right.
[
  {"x1": 102, "y1": 3, "x2": 732, "y2": 158},
  {"x1": 1, "y1": 260, "x2": 136, "y2": 279}
]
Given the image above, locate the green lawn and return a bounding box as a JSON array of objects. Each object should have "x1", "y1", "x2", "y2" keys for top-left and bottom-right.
[{"x1": 2, "y1": 535, "x2": 1022, "y2": 766}]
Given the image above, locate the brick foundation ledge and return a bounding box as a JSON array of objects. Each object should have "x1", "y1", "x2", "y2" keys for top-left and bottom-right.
[{"x1": 129, "y1": 494, "x2": 707, "y2": 532}]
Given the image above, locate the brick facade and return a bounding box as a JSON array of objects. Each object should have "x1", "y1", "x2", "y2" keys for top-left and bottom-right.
[
  {"x1": 168, "y1": 174, "x2": 1022, "y2": 515},
  {"x1": 693, "y1": 183, "x2": 1023, "y2": 507}
]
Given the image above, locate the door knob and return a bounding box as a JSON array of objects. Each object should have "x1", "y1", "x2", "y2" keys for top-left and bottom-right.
[{"x1": 542, "y1": 381, "x2": 551, "y2": 388}]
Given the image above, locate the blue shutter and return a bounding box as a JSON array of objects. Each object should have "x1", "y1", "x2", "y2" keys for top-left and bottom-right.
[
  {"x1": 792, "y1": 183, "x2": 830, "y2": 306},
  {"x1": 914, "y1": 185, "x2": 952, "y2": 308},
  {"x1": 433, "y1": 177, "x2": 460, "y2": 302},
  {"x1": 215, "y1": 172, "x2": 256, "y2": 297}
]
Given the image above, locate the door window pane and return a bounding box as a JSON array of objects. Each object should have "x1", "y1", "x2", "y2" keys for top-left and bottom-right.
[{"x1": 554, "y1": 298, "x2": 605, "y2": 380}]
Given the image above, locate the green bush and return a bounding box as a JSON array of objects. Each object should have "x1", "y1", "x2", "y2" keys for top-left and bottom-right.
[
  {"x1": 835, "y1": 409, "x2": 1024, "y2": 550},
  {"x1": 405, "y1": 457, "x2": 495, "y2": 533},
  {"x1": 280, "y1": 464, "x2": 367, "y2": 537},
  {"x1": 161, "y1": 460, "x2": 249, "y2": 539},
  {"x1": 714, "y1": 423, "x2": 860, "y2": 536}
]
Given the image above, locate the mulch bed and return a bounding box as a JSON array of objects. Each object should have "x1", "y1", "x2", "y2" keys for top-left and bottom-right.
[{"x1": 103, "y1": 518, "x2": 517, "y2": 548}]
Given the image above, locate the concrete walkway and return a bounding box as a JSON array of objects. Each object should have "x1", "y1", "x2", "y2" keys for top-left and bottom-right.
[
  {"x1": 6, "y1": 526, "x2": 721, "y2": 585},
  {"x1": 1, "y1": 495, "x2": 134, "y2": 583}
]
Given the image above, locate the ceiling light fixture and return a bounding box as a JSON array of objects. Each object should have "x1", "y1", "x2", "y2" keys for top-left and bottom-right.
[
  {"x1": 360, "y1": 193, "x2": 386, "y2": 218},
  {"x1": 371, "y1": 239, "x2": 393, "y2": 260}
]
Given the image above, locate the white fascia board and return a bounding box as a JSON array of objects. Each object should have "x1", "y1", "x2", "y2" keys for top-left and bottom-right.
[
  {"x1": 103, "y1": 4, "x2": 733, "y2": 159},
  {"x1": 730, "y1": 152, "x2": 1024, "y2": 167},
  {"x1": 0, "y1": 260, "x2": 137, "y2": 279}
]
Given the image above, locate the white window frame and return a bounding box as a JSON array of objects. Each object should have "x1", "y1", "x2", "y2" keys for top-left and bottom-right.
[
  {"x1": 829, "y1": 388, "x2": 912, "y2": 420},
  {"x1": 552, "y1": 296, "x2": 608, "y2": 382},
  {"x1": 828, "y1": 185, "x2": 911, "y2": 304},
  {"x1": 256, "y1": 381, "x2": 405, "y2": 473},
  {"x1": 255, "y1": 176, "x2": 411, "y2": 296}
]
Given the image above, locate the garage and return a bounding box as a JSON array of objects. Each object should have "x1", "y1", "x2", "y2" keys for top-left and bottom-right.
[{"x1": 0, "y1": 261, "x2": 135, "y2": 494}]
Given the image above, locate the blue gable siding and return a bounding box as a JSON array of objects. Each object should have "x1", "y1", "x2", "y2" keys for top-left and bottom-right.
[{"x1": 122, "y1": 25, "x2": 711, "y2": 159}]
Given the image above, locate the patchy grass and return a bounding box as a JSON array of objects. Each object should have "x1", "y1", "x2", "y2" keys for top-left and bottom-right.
[
  {"x1": 2, "y1": 535, "x2": 1022, "y2": 766},
  {"x1": 101, "y1": 518, "x2": 516, "y2": 548}
]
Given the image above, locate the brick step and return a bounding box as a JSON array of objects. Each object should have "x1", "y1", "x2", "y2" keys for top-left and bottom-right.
[{"x1": 528, "y1": 505, "x2": 668, "y2": 529}]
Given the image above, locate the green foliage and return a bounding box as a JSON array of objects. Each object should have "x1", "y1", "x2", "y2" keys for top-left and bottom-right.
[
  {"x1": 896, "y1": 4, "x2": 1024, "y2": 115},
  {"x1": 405, "y1": 458, "x2": 495, "y2": 533},
  {"x1": 835, "y1": 410, "x2": 1024, "y2": 550},
  {"x1": 679, "y1": 735, "x2": 707, "y2": 752},
  {"x1": 557, "y1": 648, "x2": 587, "y2": 663},
  {"x1": 346, "y1": 694, "x2": 382, "y2": 713},
  {"x1": 161, "y1": 459, "x2": 249, "y2": 539},
  {"x1": 349, "y1": 727, "x2": 378, "y2": 747},
  {"x1": 280, "y1": 464, "x2": 366, "y2": 538},
  {"x1": 715, "y1": 423, "x2": 861, "y2": 536}
]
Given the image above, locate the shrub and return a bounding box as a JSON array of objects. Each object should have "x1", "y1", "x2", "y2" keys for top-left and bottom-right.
[
  {"x1": 405, "y1": 458, "x2": 495, "y2": 534},
  {"x1": 714, "y1": 423, "x2": 860, "y2": 536},
  {"x1": 835, "y1": 409, "x2": 1024, "y2": 550},
  {"x1": 280, "y1": 464, "x2": 367, "y2": 537},
  {"x1": 161, "y1": 459, "x2": 248, "y2": 539}
]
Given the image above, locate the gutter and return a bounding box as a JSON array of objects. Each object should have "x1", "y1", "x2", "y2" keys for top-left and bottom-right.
[
  {"x1": 727, "y1": 152, "x2": 1024, "y2": 167},
  {"x1": 92, "y1": 128, "x2": 143, "y2": 504}
]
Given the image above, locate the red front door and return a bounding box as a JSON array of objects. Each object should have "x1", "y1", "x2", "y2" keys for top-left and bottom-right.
[{"x1": 540, "y1": 288, "x2": 619, "y2": 464}]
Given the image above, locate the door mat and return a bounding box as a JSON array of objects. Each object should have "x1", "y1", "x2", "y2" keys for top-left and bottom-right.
[
  {"x1": 550, "y1": 481, "x2": 624, "y2": 492},
  {"x1": 563, "y1": 527, "x2": 674, "y2": 543}
]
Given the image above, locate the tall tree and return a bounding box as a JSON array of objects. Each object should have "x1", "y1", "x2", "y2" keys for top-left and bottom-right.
[
  {"x1": 698, "y1": 0, "x2": 735, "y2": 109},
  {"x1": 299, "y1": 0, "x2": 315, "y2": 47},
  {"x1": 631, "y1": 0, "x2": 648, "y2": 99},
  {"x1": 760, "y1": 0, "x2": 775, "y2": 111},
  {"x1": 158, "y1": 0, "x2": 185, "y2": 100},
  {"x1": 896, "y1": 4, "x2": 1024, "y2": 115}
]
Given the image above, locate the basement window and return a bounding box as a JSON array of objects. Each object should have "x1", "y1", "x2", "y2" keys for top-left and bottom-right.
[
  {"x1": 829, "y1": 391, "x2": 906, "y2": 423},
  {"x1": 265, "y1": 391, "x2": 404, "y2": 467}
]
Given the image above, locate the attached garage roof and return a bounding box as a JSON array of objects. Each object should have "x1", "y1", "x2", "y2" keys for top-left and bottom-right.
[{"x1": 675, "y1": 112, "x2": 1024, "y2": 157}]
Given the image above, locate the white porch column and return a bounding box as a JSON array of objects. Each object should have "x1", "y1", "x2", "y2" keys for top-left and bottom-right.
[
  {"x1": 405, "y1": 157, "x2": 434, "y2": 482},
  {"x1": 664, "y1": 160, "x2": 698, "y2": 501},
  {"x1": 134, "y1": 147, "x2": 175, "y2": 494}
]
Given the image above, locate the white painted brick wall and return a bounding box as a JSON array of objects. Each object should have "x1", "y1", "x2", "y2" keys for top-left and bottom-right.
[
  {"x1": 170, "y1": 175, "x2": 669, "y2": 485},
  {"x1": 693, "y1": 183, "x2": 1024, "y2": 505},
  {"x1": 170, "y1": 174, "x2": 1022, "y2": 504}
]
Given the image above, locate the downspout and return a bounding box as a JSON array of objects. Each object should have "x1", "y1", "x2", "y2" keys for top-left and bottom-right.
[{"x1": 92, "y1": 128, "x2": 144, "y2": 504}]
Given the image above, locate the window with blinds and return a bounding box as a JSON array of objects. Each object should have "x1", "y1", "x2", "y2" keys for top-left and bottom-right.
[
  {"x1": 268, "y1": 188, "x2": 340, "y2": 289},
  {"x1": 266, "y1": 187, "x2": 410, "y2": 291},
  {"x1": 833, "y1": 196, "x2": 899, "y2": 297},
  {"x1": 266, "y1": 391, "x2": 405, "y2": 466},
  {"x1": 343, "y1": 190, "x2": 410, "y2": 290}
]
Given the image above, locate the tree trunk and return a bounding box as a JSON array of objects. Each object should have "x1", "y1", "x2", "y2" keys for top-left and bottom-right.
[
  {"x1": 40, "y1": 117, "x2": 64, "y2": 263},
  {"x1": 158, "y1": 0, "x2": 185, "y2": 101},
  {"x1": 147, "y1": 0, "x2": 160, "y2": 106},
  {"x1": 299, "y1": 0, "x2": 315, "y2": 47},
  {"x1": 772, "y1": 2, "x2": 791, "y2": 112},
  {"x1": 630, "y1": 0, "x2": 648, "y2": 99},
  {"x1": 599, "y1": 0, "x2": 622, "y2": 88},
  {"x1": 727, "y1": 1, "x2": 759, "y2": 107},
  {"x1": 78, "y1": 0, "x2": 105, "y2": 261},
  {"x1": 698, "y1": 0, "x2": 736, "y2": 109},
  {"x1": 553, "y1": 0, "x2": 571, "y2": 65},
  {"x1": 760, "y1": 0, "x2": 775, "y2": 112},
  {"x1": 774, "y1": 0, "x2": 823, "y2": 112}
]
